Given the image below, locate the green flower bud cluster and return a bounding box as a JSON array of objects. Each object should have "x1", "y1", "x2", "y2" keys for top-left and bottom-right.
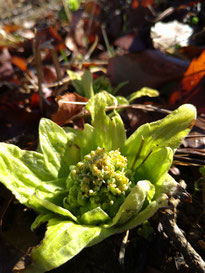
[{"x1": 64, "y1": 147, "x2": 133, "y2": 217}]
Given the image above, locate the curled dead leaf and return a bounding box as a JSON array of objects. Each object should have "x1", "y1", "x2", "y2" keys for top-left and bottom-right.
[{"x1": 51, "y1": 92, "x2": 88, "y2": 128}]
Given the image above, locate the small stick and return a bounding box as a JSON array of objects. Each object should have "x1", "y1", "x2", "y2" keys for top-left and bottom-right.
[
  {"x1": 51, "y1": 48, "x2": 62, "y2": 83},
  {"x1": 58, "y1": 102, "x2": 172, "y2": 115},
  {"x1": 119, "y1": 230, "x2": 130, "y2": 265},
  {"x1": 61, "y1": 0, "x2": 72, "y2": 23},
  {"x1": 160, "y1": 197, "x2": 205, "y2": 273},
  {"x1": 33, "y1": 29, "x2": 44, "y2": 113}
]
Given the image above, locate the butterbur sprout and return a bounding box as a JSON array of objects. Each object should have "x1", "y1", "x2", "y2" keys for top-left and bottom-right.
[
  {"x1": 65, "y1": 147, "x2": 134, "y2": 218},
  {"x1": 0, "y1": 91, "x2": 196, "y2": 272}
]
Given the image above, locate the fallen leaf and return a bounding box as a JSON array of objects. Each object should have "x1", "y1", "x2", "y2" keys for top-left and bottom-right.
[
  {"x1": 4, "y1": 24, "x2": 20, "y2": 33},
  {"x1": 131, "y1": 0, "x2": 155, "y2": 9},
  {"x1": 114, "y1": 33, "x2": 137, "y2": 51},
  {"x1": 0, "y1": 48, "x2": 14, "y2": 80},
  {"x1": 11, "y1": 56, "x2": 27, "y2": 72},
  {"x1": 169, "y1": 50, "x2": 205, "y2": 113},
  {"x1": 180, "y1": 46, "x2": 204, "y2": 59},
  {"x1": 51, "y1": 92, "x2": 88, "y2": 128},
  {"x1": 107, "y1": 50, "x2": 189, "y2": 96},
  {"x1": 85, "y1": 1, "x2": 100, "y2": 16},
  {"x1": 43, "y1": 65, "x2": 63, "y2": 84}
]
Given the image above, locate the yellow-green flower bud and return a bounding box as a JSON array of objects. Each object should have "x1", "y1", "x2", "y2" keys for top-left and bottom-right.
[{"x1": 65, "y1": 147, "x2": 134, "y2": 217}]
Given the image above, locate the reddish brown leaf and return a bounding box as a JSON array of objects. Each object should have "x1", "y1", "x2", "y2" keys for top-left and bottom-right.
[
  {"x1": 4, "y1": 24, "x2": 20, "y2": 33},
  {"x1": 114, "y1": 33, "x2": 136, "y2": 51},
  {"x1": 43, "y1": 65, "x2": 59, "y2": 84},
  {"x1": 182, "y1": 50, "x2": 205, "y2": 90},
  {"x1": 11, "y1": 56, "x2": 27, "y2": 72},
  {"x1": 131, "y1": 0, "x2": 155, "y2": 9},
  {"x1": 85, "y1": 2, "x2": 100, "y2": 16},
  {"x1": 29, "y1": 93, "x2": 41, "y2": 110},
  {"x1": 180, "y1": 46, "x2": 204, "y2": 59},
  {"x1": 169, "y1": 50, "x2": 205, "y2": 113},
  {"x1": 51, "y1": 92, "x2": 88, "y2": 127},
  {"x1": 49, "y1": 26, "x2": 63, "y2": 43},
  {"x1": 35, "y1": 27, "x2": 64, "y2": 50}
]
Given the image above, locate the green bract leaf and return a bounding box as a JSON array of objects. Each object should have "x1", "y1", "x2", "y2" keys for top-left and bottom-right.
[
  {"x1": 122, "y1": 104, "x2": 196, "y2": 170},
  {"x1": 64, "y1": 124, "x2": 98, "y2": 159},
  {"x1": 134, "y1": 147, "x2": 173, "y2": 186},
  {"x1": 82, "y1": 70, "x2": 94, "y2": 98},
  {"x1": 0, "y1": 143, "x2": 63, "y2": 211},
  {"x1": 39, "y1": 118, "x2": 80, "y2": 179},
  {"x1": 23, "y1": 218, "x2": 103, "y2": 273},
  {"x1": 109, "y1": 180, "x2": 153, "y2": 227},
  {"x1": 67, "y1": 70, "x2": 94, "y2": 98},
  {"x1": 86, "y1": 91, "x2": 126, "y2": 151},
  {"x1": 79, "y1": 207, "x2": 111, "y2": 225},
  {"x1": 120, "y1": 193, "x2": 168, "y2": 231},
  {"x1": 67, "y1": 70, "x2": 84, "y2": 96},
  {"x1": 127, "y1": 87, "x2": 159, "y2": 103},
  {"x1": 28, "y1": 193, "x2": 77, "y2": 221},
  {"x1": 31, "y1": 214, "x2": 54, "y2": 231},
  {"x1": 116, "y1": 95, "x2": 129, "y2": 105}
]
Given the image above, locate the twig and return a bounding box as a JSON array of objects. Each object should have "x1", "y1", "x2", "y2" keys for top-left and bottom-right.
[
  {"x1": 159, "y1": 197, "x2": 205, "y2": 273},
  {"x1": 119, "y1": 230, "x2": 130, "y2": 265},
  {"x1": 146, "y1": 7, "x2": 175, "y2": 23},
  {"x1": 84, "y1": 36, "x2": 99, "y2": 61},
  {"x1": 33, "y1": 29, "x2": 44, "y2": 113},
  {"x1": 51, "y1": 48, "x2": 62, "y2": 83},
  {"x1": 61, "y1": 0, "x2": 72, "y2": 23},
  {"x1": 174, "y1": 155, "x2": 205, "y2": 167},
  {"x1": 101, "y1": 24, "x2": 115, "y2": 57},
  {"x1": 58, "y1": 102, "x2": 171, "y2": 114}
]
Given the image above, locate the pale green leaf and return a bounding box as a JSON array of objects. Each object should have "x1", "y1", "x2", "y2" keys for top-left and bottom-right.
[
  {"x1": 116, "y1": 96, "x2": 129, "y2": 105},
  {"x1": 28, "y1": 193, "x2": 77, "y2": 222},
  {"x1": 39, "y1": 118, "x2": 80, "y2": 179},
  {"x1": 64, "y1": 124, "x2": 98, "y2": 159},
  {"x1": 67, "y1": 70, "x2": 84, "y2": 96},
  {"x1": 118, "y1": 193, "x2": 168, "y2": 232},
  {"x1": 134, "y1": 147, "x2": 173, "y2": 186},
  {"x1": 80, "y1": 207, "x2": 111, "y2": 225},
  {"x1": 86, "y1": 91, "x2": 126, "y2": 151},
  {"x1": 82, "y1": 70, "x2": 94, "y2": 98},
  {"x1": 31, "y1": 214, "x2": 54, "y2": 231},
  {"x1": 122, "y1": 104, "x2": 196, "y2": 169},
  {"x1": 109, "y1": 180, "x2": 152, "y2": 226},
  {"x1": 25, "y1": 218, "x2": 102, "y2": 273},
  {"x1": 128, "y1": 87, "x2": 159, "y2": 103},
  {"x1": 0, "y1": 143, "x2": 62, "y2": 210}
]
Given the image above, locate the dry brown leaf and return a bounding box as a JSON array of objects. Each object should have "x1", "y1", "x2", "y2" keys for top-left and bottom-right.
[{"x1": 51, "y1": 92, "x2": 87, "y2": 128}]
